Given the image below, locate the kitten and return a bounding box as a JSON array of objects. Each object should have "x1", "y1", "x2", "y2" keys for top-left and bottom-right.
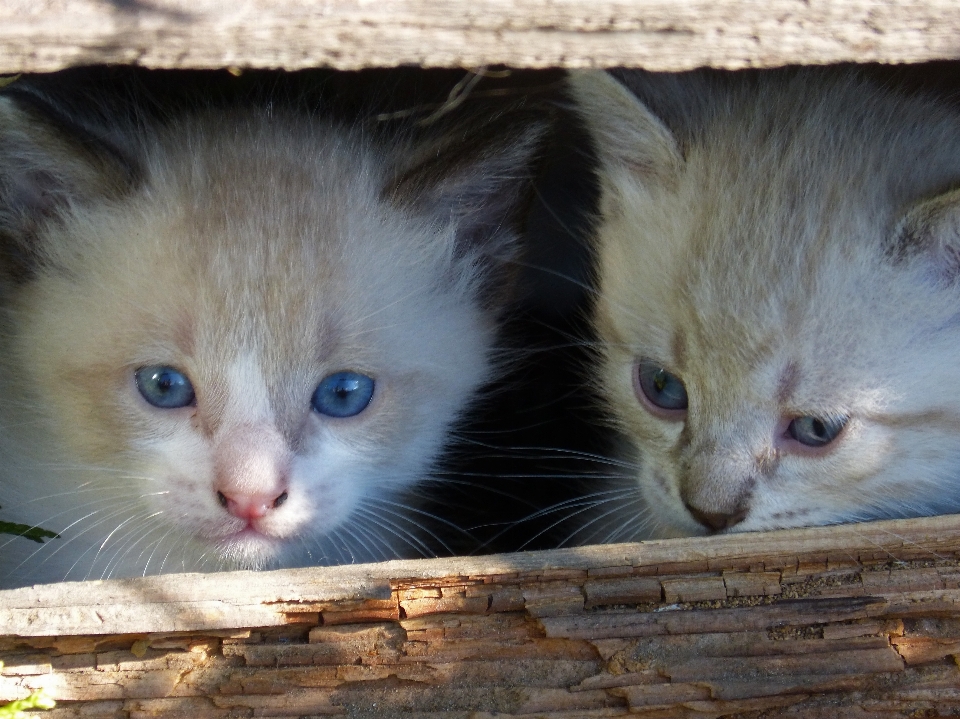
[
  {"x1": 571, "y1": 67, "x2": 960, "y2": 538},
  {"x1": 0, "y1": 69, "x2": 546, "y2": 587}
]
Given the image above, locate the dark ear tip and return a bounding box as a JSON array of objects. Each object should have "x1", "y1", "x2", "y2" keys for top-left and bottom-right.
[
  {"x1": 386, "y1": 100, "x2": 552, "y2": 220},
  {"x1": 0, "y1": 83, "x2": 142, "y2": 281},
  {"x1": 890, "y1": 187, "x2": 960, "y2": 283},
  {"x1": 382, "y1": 98, "x2": 556, "y2": 311},
  {"x1": 1, "y1": 83, "x2": 143, "y2": 189}
]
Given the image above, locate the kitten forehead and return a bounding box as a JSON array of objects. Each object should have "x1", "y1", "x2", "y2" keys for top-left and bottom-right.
[
  {"x1": 591, "y1": 70, "x2": 960, "y2": 426},
  {"x1": 69, "y1": 109, "x2": 469, "y2": 360},
  {"x1": 775, "y1": 361, "x2": 801, "y2": 405},
  {"x1": 213, "y1": 353, "x2": 275, "y2": 434},
  {"x1": 601, "y1": 78, "x2": 960, "y2": 346}
]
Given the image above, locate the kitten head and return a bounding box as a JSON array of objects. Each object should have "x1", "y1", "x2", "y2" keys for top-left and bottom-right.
[
  {"x1": 572, "y1": 68, "x2": 960, "y2": 537},
  {"x1": 0, "y1": 73, "x2": 545, "y2": 584}
]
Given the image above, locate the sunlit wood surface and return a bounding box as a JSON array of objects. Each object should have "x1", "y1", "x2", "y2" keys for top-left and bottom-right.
[
  {"x1": 2, "y1": 515, "x2": 960, "y2": 716},
  {"x1": 2, "y1": 0, "x2": 960, "y2": 72}
]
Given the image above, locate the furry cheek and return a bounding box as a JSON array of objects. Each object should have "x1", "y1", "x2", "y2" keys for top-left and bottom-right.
[
  {"x1": 782, "y1": 419, "x2": 890, "y2": 491},
  {"x1": 632, "y1": 461, "x2": 705, "y2": 536},
  {"x1": 131, "y1": 428, "x2": 219, "y2": 531},
  {"x1": 637, "y1": 472, "x2": 709, "y2": 537},
  {"x1": 743, "y1": 425, "x2": 895, "y2": 529},
  {"x1": 284, "y1": 439, "x2": 367, "y2": 537}
]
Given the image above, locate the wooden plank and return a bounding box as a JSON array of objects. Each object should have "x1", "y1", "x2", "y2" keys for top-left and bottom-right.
[
  {"x1": 1, "y1": 515, "x2": 960, "y2": 713},
  {"x1": 2, "y1": 0, "x2": 960, "y2": 73},
  {"x1": 2, "y1": 513, "x2": 960, "y2": 637},
  {"x1": 723, "y1": 571, "x2": 783, "y2": 598},
  {"x1": 661, "y1": 577, "x2": 727, "y2": 604},
  {"x1": 583, "y1": 577, "x2": 662, "y2": 608}
]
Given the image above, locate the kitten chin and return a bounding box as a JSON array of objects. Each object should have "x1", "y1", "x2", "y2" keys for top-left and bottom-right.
[
  {"x1": 571, "y1": 67, "x2": 960, "y2": 539},
  {"x1": 0, "y1": 69, "x2": 549, "y2": 587}
]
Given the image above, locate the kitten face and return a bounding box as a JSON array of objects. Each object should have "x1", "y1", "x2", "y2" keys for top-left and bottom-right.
[
  {"x1": 0, "y1": 76, "x2": 543, "y2": 585},
  {"x1": 573, "y1": 69, "x2": 960, "y2": 538}
]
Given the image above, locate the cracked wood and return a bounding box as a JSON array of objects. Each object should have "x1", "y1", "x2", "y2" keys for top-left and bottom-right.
[{"x1": 3, "y1": 0, "x2": 960, "y2": 73}]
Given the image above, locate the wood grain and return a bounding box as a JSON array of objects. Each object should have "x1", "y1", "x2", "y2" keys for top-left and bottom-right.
[
  {"x1": 3, "y1": 0, "x2": 960, "y2": 73},
  {"x1": 1, "y1": 515, "x2": 960, "y2": 715},
  {"x1": 0, "y1": 513, "x2": 957, "y2": 637}
]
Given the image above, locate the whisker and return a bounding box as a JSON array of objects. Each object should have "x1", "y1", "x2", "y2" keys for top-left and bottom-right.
[
  {"x1": 44, "y1": 502, "x2": 155, "y2": 575},
  {"x1": 470, "y1": 487, "x2": 641, "y2": 551},
  {"x1": 564, "y1": 494, "x2": 649, "y2": 547},
  {"x1": 358, "y1": 498, "x2": 474, "y2": 554},
  {"x1": 334, "y1": 519, "x2": 390, "y2": 564},
  {"x1": 88, "y1": 511, "x2": 160, "y2": 575},
  {"x1": 446, "y1": 438, "x2": 641, "y2": 470},
  {"x1": 352, "y1": 507, "x2": 440, "y2": 557},
  {"x1": 99, "y1": 512, "x2": 169, "y2": 580}
]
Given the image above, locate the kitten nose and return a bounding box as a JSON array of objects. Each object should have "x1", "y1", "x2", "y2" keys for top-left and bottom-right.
[
  {"x1": 684, "y1": 503, "x2": 748, "y2": 532},
  {"x1": 214, "y1": 424, "x2": 291, "y2": 521},
  {"x1": 218, "y1": 489, "x2": 288, "y2": 521}
]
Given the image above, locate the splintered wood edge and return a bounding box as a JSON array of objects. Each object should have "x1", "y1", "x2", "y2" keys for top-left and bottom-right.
[
  {"x1": 2, "y1": 513, "x2": 959, "y2": 637},
  {"x1": 2, "y1": 0, "x2": 960, "y2": 73}
]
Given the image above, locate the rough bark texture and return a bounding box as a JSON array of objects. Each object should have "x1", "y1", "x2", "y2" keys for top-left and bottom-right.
[
  {"x1": 3, "y1": 0, "x2": 960, "y2": 73},
  {"x1": 2, "y1": 514, "x2": 960, "y2": 716}
]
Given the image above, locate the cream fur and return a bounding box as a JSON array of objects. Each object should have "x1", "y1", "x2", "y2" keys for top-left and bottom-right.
[
  {"x1": 572, "y1": 68, "x2": 960, "y2": 538},
  {"x1": 0, "y1": 91, "x2": 531, "y2": 587}
]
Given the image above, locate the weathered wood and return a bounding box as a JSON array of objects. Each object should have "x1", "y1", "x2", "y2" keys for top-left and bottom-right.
[
  {"x1": 2, "y1": 513, "x2": 959, "y2": 638},
  {"x1": 1, "y1": 514, "x2": 960, "y2": 715},
  {"x1": 3, "y1": 0, "x2": 960, "y2": 74}
]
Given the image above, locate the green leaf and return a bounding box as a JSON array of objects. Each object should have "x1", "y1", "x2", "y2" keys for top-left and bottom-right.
[
  {"x1": 0, "y1": 691, "x2": 56, "y2": 717},
  {"x1": 0, "y1": 521, "x2": 59, "y2": 544},
  {"x1": 0, "y1": 506, "x2": 60, "y2": 543},
  {"x1": 0, "y1": 667, "x2": 56, "y2": 717}
]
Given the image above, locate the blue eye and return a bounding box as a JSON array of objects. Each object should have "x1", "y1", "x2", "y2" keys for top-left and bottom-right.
[
  {"x1": 787, "y1": 415, "x2": 846, "y2": 447},
  {"x1": 311, "y1": 371, "x2": 375, "y2": 418},
  {"x1": 637, "y1": 360, "x2": 688, "y2": 411},
  {"x1": 135, "y1": 366, "x2": 195, "y2": 409}
]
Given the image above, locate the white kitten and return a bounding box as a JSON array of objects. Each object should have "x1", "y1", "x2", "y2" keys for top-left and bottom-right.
[
  {"x1": 571, "y1": 67, "x2": 960, "y2": 538},
  {"x1": 0, "y1": 71, "x2": 544, "y2": 586}
]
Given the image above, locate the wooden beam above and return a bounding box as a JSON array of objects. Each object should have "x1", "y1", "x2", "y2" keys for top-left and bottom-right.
[{"x1": 2, "y1": 0, "x2": 960, "y2": 73}]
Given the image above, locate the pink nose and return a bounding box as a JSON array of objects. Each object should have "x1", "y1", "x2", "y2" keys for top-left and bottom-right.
[
  {"x1": 213, "y1": 424, "x2": 291, "y2": 522},
  {"x1": 217, "y1": 489, "x2": 288, "y2": 520}
]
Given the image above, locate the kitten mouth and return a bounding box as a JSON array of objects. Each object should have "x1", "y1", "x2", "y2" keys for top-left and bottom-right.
[
  {"x1": 222, "y1": 524, "x2": 281, "y2": 542},
  {"x1": 212, "y1": 526, "x2": 286, "y2": 568},
  {"x1": 205, "y1": 521, "x2": 284, "y2": 546}
]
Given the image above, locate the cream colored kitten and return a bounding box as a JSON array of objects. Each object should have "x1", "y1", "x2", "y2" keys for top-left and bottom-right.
[
  {"x1": 0, "y1": 71, "x2": 544, "y2": 586},
  {"x1": 572, "y1": 67, "x2": 960, "y2": 538}
]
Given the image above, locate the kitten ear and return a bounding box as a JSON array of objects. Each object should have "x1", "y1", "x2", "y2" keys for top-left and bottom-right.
[
  {"x1": 891, "y1": 187, "x2": 960, "y2": 282},
  {"x1": 0, "y1": 87, "x2": 140, "y2": 278},
  {"x1": 387, "y1": 116, "x2": 548, "y2": 306},
  {"x1": 567, "y1": 70, "x2": 683, "y2": 183}
]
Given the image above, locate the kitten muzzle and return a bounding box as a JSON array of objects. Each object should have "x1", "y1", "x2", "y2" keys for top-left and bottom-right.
[
  {"x1": 217, "y1": 489, "x2": 289, "y2": 522},
  {"x1": 683, "y1": 502, "x2": 748, "y2": 533},
  {"x1": 213, "y1": 424, "x2": 293, "y2": 528}
]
